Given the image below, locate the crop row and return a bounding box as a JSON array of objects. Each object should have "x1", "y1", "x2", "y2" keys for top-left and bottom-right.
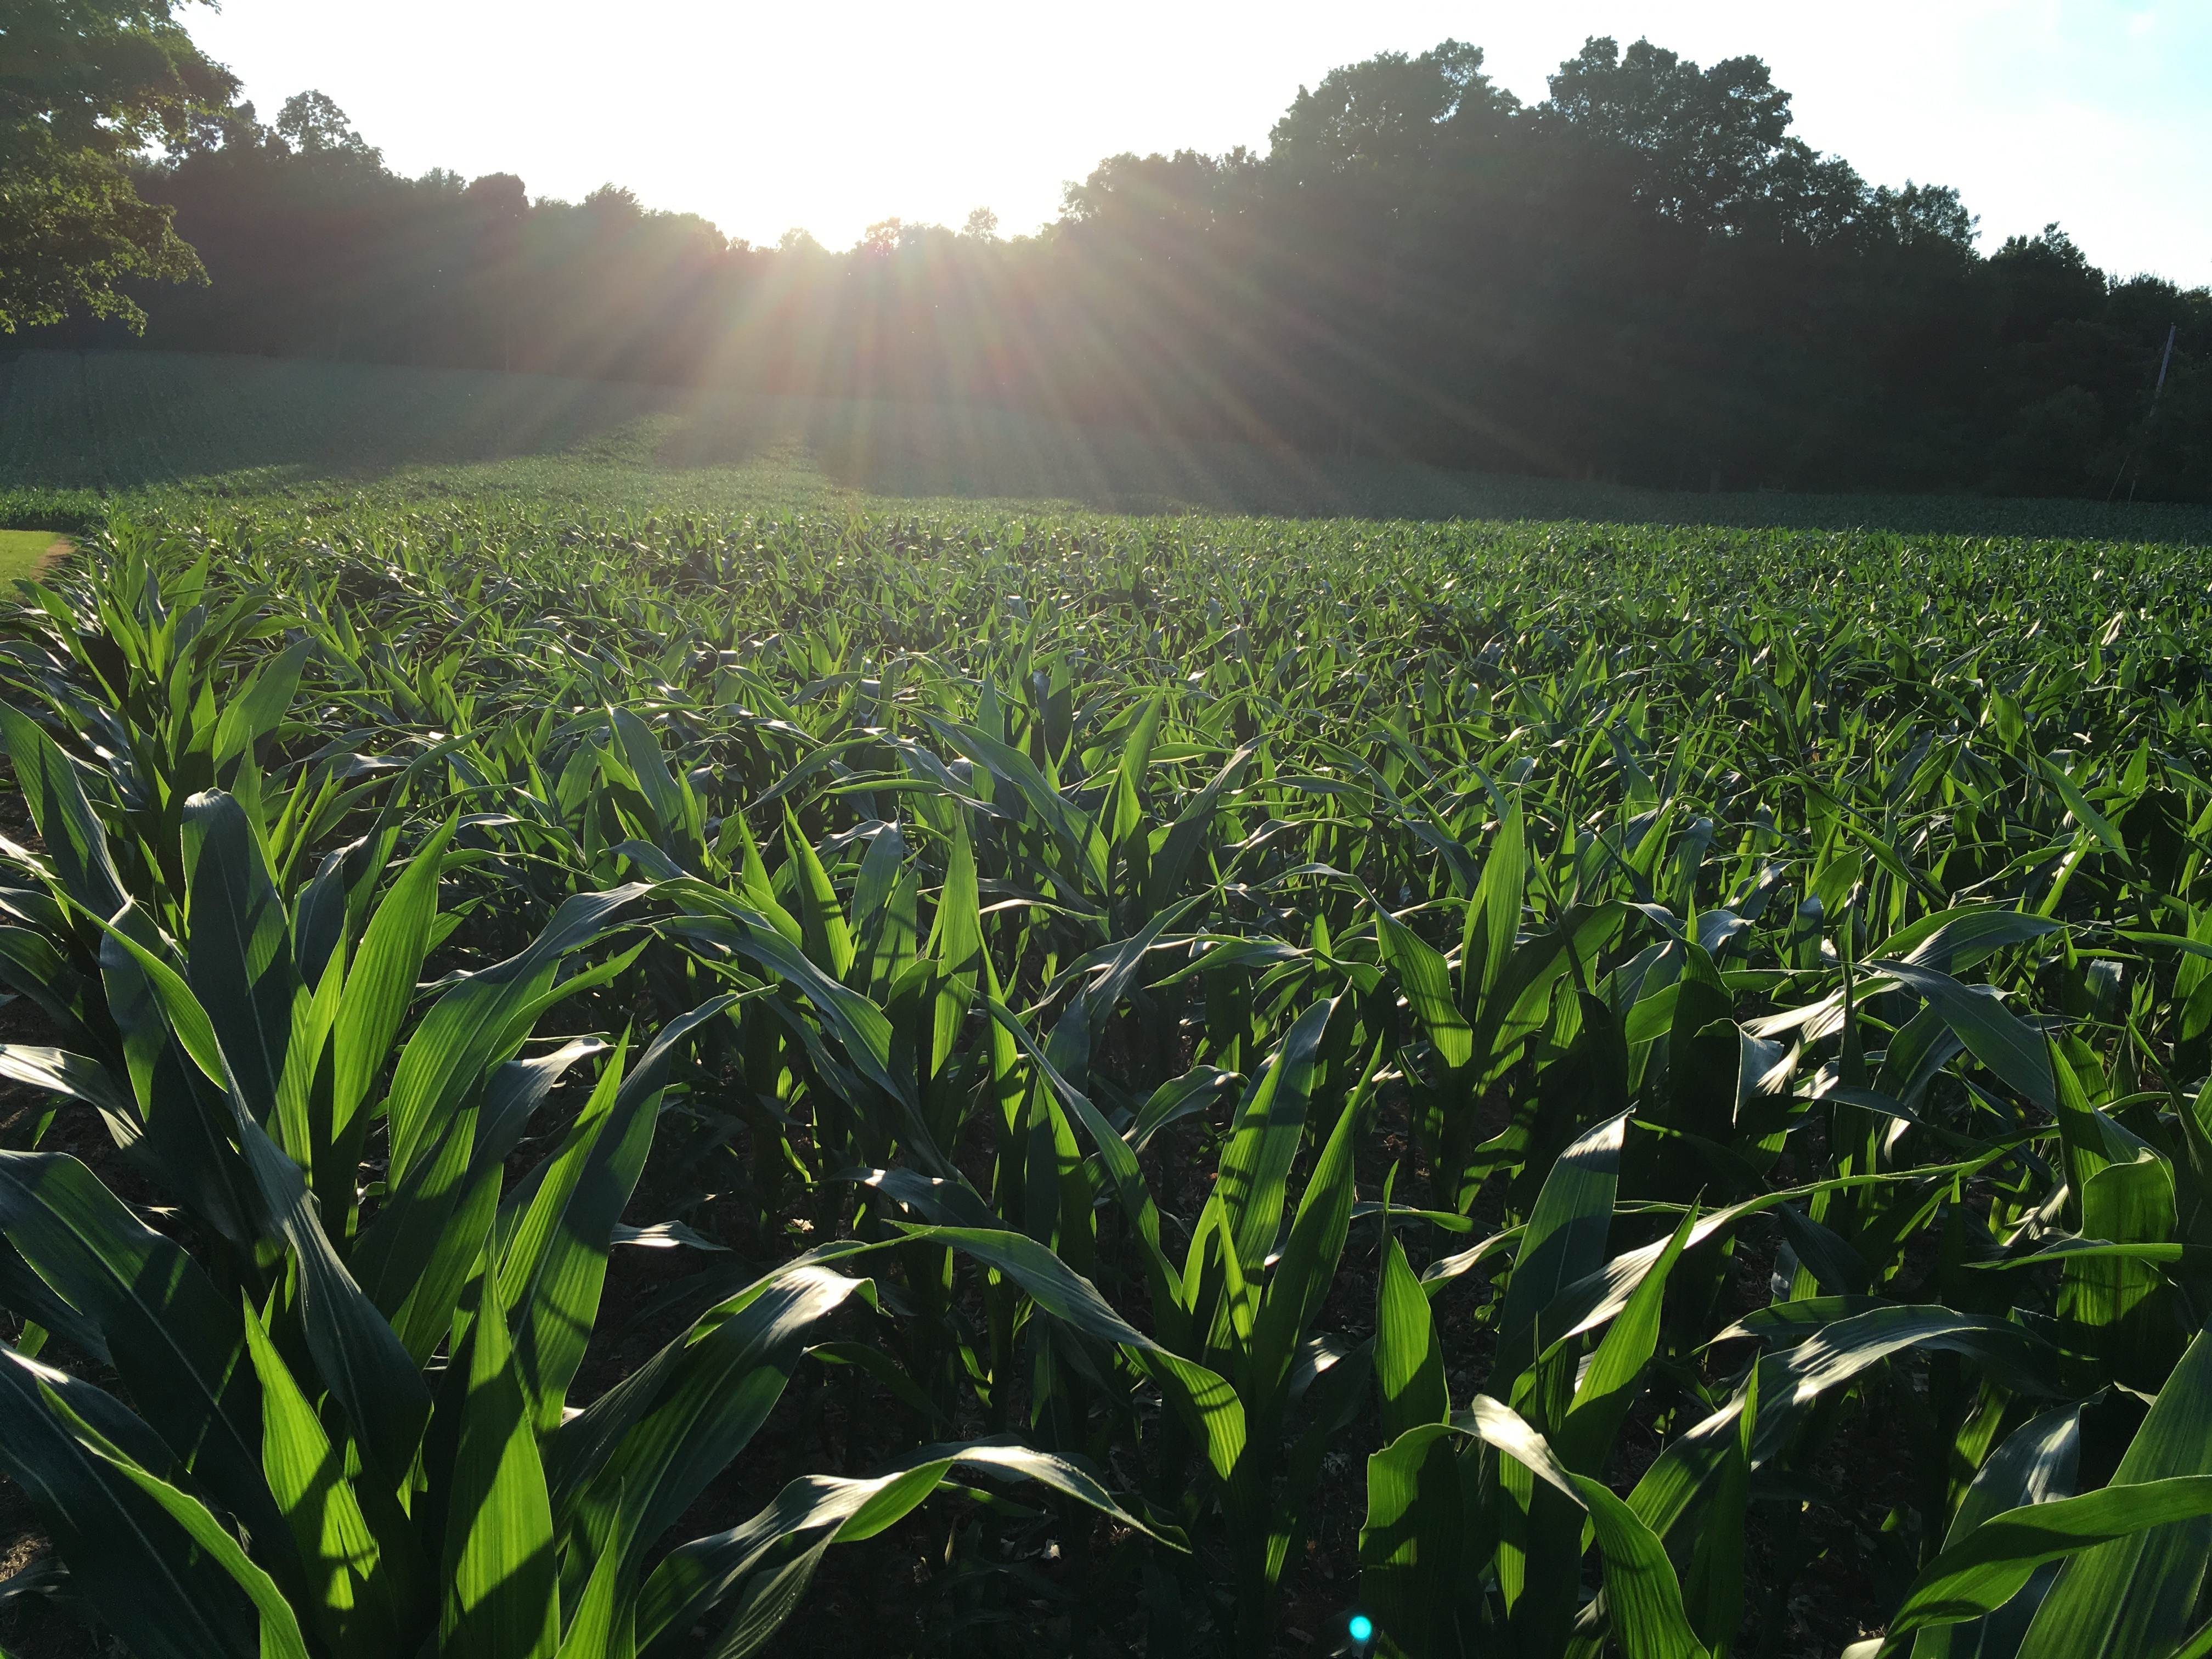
[{"x1": 0, "y1": 502, "x2": 2205, "y2": 1657}]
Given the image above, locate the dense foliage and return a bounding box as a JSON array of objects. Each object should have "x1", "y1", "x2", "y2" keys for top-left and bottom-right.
[
  {"x1": 19, "y1": 34, "x2": 2212, "y2": 502},
  {"x1": 3, "y1": 500, "x2": 2212, "y2": 1658},
  {"x1": 0, "y1": 0, "x2": 239, "y2": 333}
]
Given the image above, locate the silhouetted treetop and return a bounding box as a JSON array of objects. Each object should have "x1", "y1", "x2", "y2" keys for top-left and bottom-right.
[
  {"x1": 274, "y1": 89, "x2": 378, "y2": 162},
  {"x1": 1542, "y1": 36, "x2": 1803, "y2": 232},
  {"x1": 1268, "y1": 40, "x2": 1516, "y2": 180}
]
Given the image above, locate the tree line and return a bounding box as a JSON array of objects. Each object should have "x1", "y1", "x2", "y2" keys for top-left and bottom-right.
[{"x1": 11, "y1": 23, "x2": 2209, "y2": 499}]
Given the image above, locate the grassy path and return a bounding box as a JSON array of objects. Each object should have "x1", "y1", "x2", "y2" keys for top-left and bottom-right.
[{"x1": 0, "y1": 529, "x2": 66, "y2": 583}]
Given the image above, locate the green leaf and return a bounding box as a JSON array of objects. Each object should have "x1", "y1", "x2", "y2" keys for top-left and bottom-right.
[
  {"x1": 1468, "y1": 795, "x2": 1527, "y2": 1000},
  {"x1": 1359, "y1": 1220, "x2": 1459, "y2": 1656},
  {"x1": 1457, "y1": 1394, "x2": 1583, "y2": 1500},
  {"x1": 93, "y1": 904, "x2": 258, "y2": 1244},
  {"x1": 477, "y1": 1037, "x2": 608, "y2": 1169},
  {"x1": 442, "y1": 1283, "x2": 560, "y2": 1659},
  {"x1": 611, "y1": 704, "x2": 691, "y2": 849},
  {"x1": 1217, "y1": 998, "x2": 1334, "y2": 1274},
  {"x1": 1110, "y1": 692, "x2": 1164, "y2": 860},
  {"x1": 1267, "y1": 1335, "x2": 1373, "y2": 1587},
  {"x1": 723, "y1": 810, "x2": 803, "y2": 945},
  {"x1": 384, "y1": 881, "x2": 647, "y2": 1190},
  {"x1": 1869, "y1": 958, "x2": 2055, "y2": 1113},
  {"x1": 0, "y1": 1345, "x2": 266, "y2": 1659},
  {"x1": 48, "y1": 1380, "x2": 315, "y2": 1659},
  {"x1": 180, "y1": 789, "x2": 303, "y2": 1129},
  {"x1": 781, "y1": 808, "x2": 854, "y2": 979},
  {"x1": 1375, "y1": 1235, "x2": 1448, "y2": 1441},
  {"x1": 1362, "y1": 1407, "x2": 1707, "y2": 1659},
  {"x1": 662, "y1": 885, "x2": 917, "y2": 1114},
  {"x1": 1247, "y1": 1043, "x2": 1373, "y2": 1406},
  {"x1": 554, "y1": 1512, "x2": 623, "y2": 1659},
  {"x1": 1880, "y1": 905, "x2": 2063, "y2": 974},
  {"x1": 1573, "y1": 1474, "x2": 1713, "y2": 1659},
  {"x1": 331, "y1": 815, "x2": 456, "y2": 1149},
  {"x1": 1632, "y1": 1306, "x2": 2078, "y2": 1545},
  {"x1": 2016, "y1": 1323, "x2": 2212, "y2": 1658},
  {"x1": 0, "y1": 1046, "x2": 138, "y2": 1149},
  {"x1": 2039, "y1": 757, "x2": 2129, "y2": 861},
  {"x1": 1492, "y1": 1110, "x2": 1628, "y2": 1390},
  {"x1": 69, "y1": 898, "x2": 434, "y2": 1486},
  {"x1": 924, "y1": 716, "x2": 1105, "y2": 891},
  {"x1": 635, "y1": 1436, "x2": 1177, "y2": 1658},
  {"x1": 0, "y1": 1152, "x2": 279, "y2": 1567},
  {"x1": 988, "y1": 995, "x2": 1184, "y2": 1338},
  {"x1": 499, "y1": 1035, "x2": 633, "y2": 1414},
  {"x1": 351, "y1": 1098, "x2": 500, "y2": 1365},
  {"x1": 552, "y1": 1263, "x2": 877, "y2": 1585},
  {"x1": 2066, "y1": 1152, "x2": 2179, "y2": 1386},
  {"x1": 1376, "y1": 905, "x2": 1472, "y2": 1068},
  {"x1": 1142, "y1": 739, "x2": 1260, "y2": 917},
  {"x1": 274, "y1": 925, "x2": 346, "y2": 1176},
  {"x1": 0, "y1": 926, "x2": 99, "y2": 1049},
  {"x1": 241, "y1": 1293, "x2": 409, "y2": 1658},
  {"x1": 211, "y1": 637, "x2": 312, "y2": 770},
  {"x1": 851, "y1": 828, "x2": 917, "y2": 997},
  {"x1": 1883, "y1": 1478, "x2": 2212, "y2": 1658},
  {"x1": 504, "y1": 997, "x2": 735, "y2": 1430},
  {"x1": 0, "y1": 701, "x2": 130, "y2": 924},
  {"x1": 1125, "y1": 1064, "x2": 1239, "y2": 1154},
  {"x1": 1555, "y1": 1206, "x2": 1697, "y2": 1476},
  {"x1": 897, "y1": 1224, "x2": 1249, "y2": 1487},
  {"x1": 1683, "y1": 1364, "x2": 1753, "y2": 1657},
  {"x1": 927, "y1": 812, "x2": 985, "y2": 1075},
  {"x1": 1909, "y1": 1407, "x2": 2080, "y2": 1659}
]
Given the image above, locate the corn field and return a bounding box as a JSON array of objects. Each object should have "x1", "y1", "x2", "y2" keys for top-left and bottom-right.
[{"x1": 1, "y1": 501, "x2": 2210, "y2": 1659}]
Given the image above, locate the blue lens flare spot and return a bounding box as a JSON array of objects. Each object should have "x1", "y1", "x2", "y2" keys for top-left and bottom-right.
[{"x1": 1348, "y1": 1615, "x2": 1374, "y2": 1644}]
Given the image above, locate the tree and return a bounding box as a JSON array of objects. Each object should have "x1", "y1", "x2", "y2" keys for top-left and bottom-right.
[
  {"x1": 1991, "y1": 223, "x2": 2107, "y2": 342},
  {"x1": 1542, "y1": 36, "x2": 1798, "y2": 233},
  {"x1": 1268, "y1": 40, "x2": 1515, "y2": 182},
  {"x1": 0, "y1": 0, "x2": 239, "y2": 331},
  {"x1": 580, "y1": 180, "x2": 642, "y2": 218},
  {"x1": 273, "y1": 88, "x2": 376, "y2": 162},
  {"x1": 1062, "y1": 148, "x2": 1259, "y2": 237},
  {"x1": 462, "y1": 171, "x2": 527, "y2": 219},
  {"x1": 1872, "y1": 180, "x2": 1978, "y2": 252}
]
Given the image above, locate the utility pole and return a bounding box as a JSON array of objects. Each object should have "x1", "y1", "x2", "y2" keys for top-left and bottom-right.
[
  {"x1": 2132, "y1": 323, "x2": 2179, "y2": 504},
  {"x1": 2111, "y1": 323, "x2": 2179, "y2": 503}
]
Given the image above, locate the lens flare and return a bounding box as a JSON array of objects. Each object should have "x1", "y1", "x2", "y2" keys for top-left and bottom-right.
[{"x1": 1348, "y1": 1614, "x2": 1374, "y2": 1644}]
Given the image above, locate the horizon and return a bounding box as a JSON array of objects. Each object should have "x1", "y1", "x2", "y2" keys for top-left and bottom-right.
[{"x1": 185, "y1": 0, "x2": 2212, "y2": 285}]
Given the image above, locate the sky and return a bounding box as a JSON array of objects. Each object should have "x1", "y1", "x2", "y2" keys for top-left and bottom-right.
[{"x1": 185, "y1": 1, "x2": 2212, "y2": 284}]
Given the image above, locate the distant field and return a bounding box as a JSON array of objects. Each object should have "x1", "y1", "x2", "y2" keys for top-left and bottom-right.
[{"x1": 4, "y1": 348, "x2": 2210, "y2": 543}]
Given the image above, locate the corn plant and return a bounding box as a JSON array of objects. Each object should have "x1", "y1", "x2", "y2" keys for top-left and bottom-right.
[{"x1": 1, "y1": 499, "x2": 2211, "y2": 1659}]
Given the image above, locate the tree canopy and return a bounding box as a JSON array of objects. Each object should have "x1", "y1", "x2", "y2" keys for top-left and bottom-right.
[
  {"x1": 0, "y1": 0, "x2": 240, "y2": 331},
  {"x1": 1267, "y1": 40, "x2": 1515, "y2": 180}
]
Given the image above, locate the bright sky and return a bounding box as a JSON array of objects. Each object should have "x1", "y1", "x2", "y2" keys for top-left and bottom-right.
[{"x1": 187, "y1": 1, "x2": 2211, "y2": 284}]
